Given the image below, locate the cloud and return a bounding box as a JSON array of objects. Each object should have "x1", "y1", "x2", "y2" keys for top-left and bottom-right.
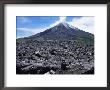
[
  {"x1": 49, "y1": 16, "x2": 66, "y2": 27},
  {"x1": 49, "y1": 16, "x2": 94, "y2": 34},
  {"x1": 59, "y1": 16, "x2": 66, "y2": 22},
  {"x1": 17, "y1": 27, "x2": 47, "y2": 34},
  {"x1": 67, "y1": 17, "x2": 94, "y2": 34},
  {"x1": 17, "y1": 28, "x2": 34, "y2": 38},
  {"x1": 19, "y1": 17, "x2": 30, "y2": 24},
  {"x1": 17, "y1": 28, "x2": 45, "y2": 38}
]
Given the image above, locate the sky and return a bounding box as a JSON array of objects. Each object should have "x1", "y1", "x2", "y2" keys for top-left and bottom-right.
[{"x1": 16, "y1": 16, "x2": 94, "y2": 38}]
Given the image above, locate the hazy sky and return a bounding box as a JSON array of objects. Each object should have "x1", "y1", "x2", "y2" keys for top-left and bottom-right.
[{"x1": 16, "y1": 16, "x2": 94, "y2": 38}]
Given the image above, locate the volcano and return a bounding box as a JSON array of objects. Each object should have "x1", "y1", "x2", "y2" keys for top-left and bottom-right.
[{"x1": 27, "y1": 22, "x2": 94, "y2": 42}]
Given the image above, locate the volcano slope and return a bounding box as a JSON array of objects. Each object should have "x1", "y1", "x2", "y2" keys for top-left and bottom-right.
[{"x1": 16, "y1": 23, "x2": 94, "y2": 74}]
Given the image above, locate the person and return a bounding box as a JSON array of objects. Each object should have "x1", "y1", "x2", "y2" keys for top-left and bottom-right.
[{"x1": 61, "y1": 60, "x2": 67, "y2": 71}]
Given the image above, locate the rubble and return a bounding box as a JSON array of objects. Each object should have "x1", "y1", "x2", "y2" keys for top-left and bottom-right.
[
  {"x1": 16, "y1": 22, "x2": 94, "y2": 74},
  {"x1": 16, "y1": 40, "x2": 94, "y2": 74}
]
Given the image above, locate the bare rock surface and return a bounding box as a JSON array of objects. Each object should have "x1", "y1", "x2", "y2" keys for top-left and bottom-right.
[{"x1": 16, "y1": 22, "x2": 94, "y2": 74}]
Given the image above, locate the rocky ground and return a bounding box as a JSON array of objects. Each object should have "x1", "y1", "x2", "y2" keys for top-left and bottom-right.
[{"x1": 16, "y1": 39, "x2": 94, "y2": 74}]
